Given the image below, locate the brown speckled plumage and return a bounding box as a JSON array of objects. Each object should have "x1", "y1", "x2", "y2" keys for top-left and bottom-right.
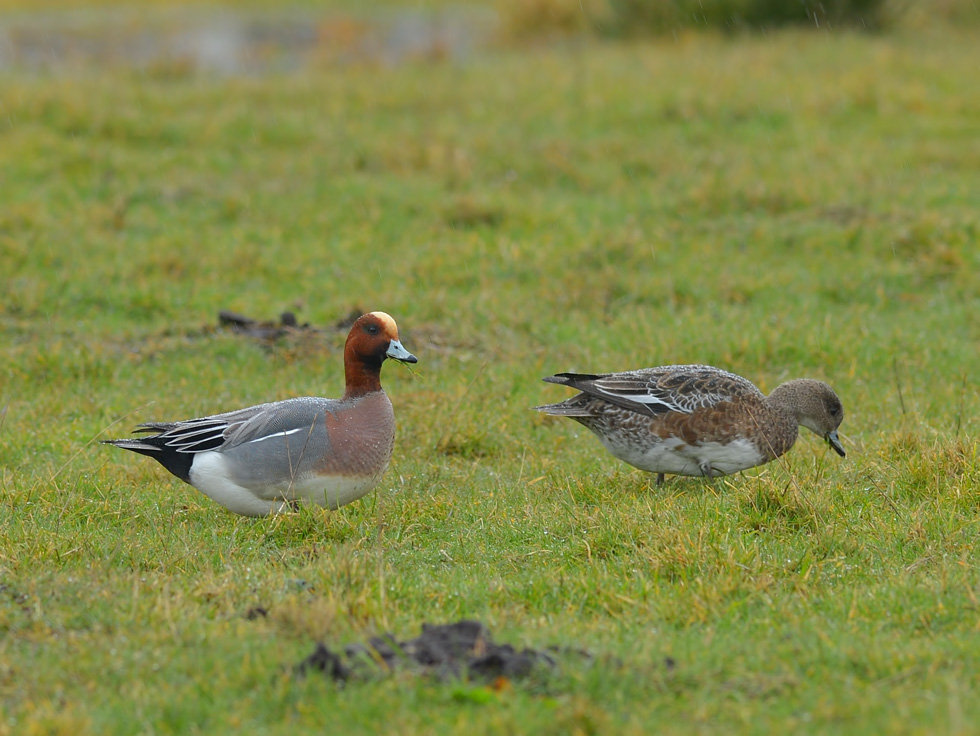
[{"x1": 535, "y1": 365, "x2": 845, "y2": 483}]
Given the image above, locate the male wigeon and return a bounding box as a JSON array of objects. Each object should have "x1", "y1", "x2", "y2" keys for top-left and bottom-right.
[
  {"x1": 535, "y1": 364, "x2": 845, "y2": 484},
  {"x1": 103, "y1": 311, "x2": 417, "y2": 516}
]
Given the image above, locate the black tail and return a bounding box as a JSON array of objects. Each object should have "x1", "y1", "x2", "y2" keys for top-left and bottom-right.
[{"x1": 102, "y1": 436, "x2": 194, "y2": 484}]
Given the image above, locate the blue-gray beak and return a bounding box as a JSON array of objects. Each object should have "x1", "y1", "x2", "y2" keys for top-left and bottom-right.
[
  {"x1": 387, "y1": 339, "x2": 417, "y2": 364},
  {"x1": 826, "y1": 430, "x2": 845, "y2": 457}
]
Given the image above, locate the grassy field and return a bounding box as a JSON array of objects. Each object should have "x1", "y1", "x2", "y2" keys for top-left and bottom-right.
[{"x1": 2, "y1": 4, "x2": 980, "y2": 733}]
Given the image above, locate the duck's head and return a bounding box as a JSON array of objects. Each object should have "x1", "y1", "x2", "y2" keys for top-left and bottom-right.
[{"x1": 346, "y1": 311, "x2": 417, "y2": 368}]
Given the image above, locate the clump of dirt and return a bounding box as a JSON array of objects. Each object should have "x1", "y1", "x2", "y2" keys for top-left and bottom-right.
[
  {"x1": 294, "y1": 619, "x2": 588, "y2": 684},
  {"x1": 216, "y1": 307, "x2": 473, "y2": 362},
  {"x1": 332, "y1": 308, "x2": 365, "y2": 332},
  {"x1": 244, "y1": 606, "x2": 268, "y2": 620},
  {"x1": 218, "y1": 310, "x2": 318, "y2": 340}
]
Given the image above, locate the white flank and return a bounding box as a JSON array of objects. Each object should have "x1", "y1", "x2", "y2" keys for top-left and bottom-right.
[
  {"x1": 188, "y1": 451, "x2": 383, "y2": 517},
  {"x1": 598, "y1": 436, "x2": 764, "y2": 477}
]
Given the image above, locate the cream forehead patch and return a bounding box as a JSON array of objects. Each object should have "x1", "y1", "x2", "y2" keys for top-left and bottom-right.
[{"x1": 368, "y1": 311, "x2": 398, "y2": 335}]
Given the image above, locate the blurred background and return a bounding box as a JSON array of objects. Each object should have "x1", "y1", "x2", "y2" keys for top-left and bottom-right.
[{"x1": 0, "y1": 0, "x2": 976, "y2": 76}]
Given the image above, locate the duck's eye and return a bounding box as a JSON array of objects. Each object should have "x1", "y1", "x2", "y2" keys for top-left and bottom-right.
[{"x1": 365, "y1": 324, "x2": 380, "y2": 335}]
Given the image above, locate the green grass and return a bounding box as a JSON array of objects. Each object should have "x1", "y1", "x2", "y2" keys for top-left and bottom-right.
[{"x1": 2, "y1": 5, "x2": 980, "y2": 733}]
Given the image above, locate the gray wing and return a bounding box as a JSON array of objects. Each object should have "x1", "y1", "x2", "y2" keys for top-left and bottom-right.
[{"x1": 133, "y1": 396, "x2": 341, "y2": 454}]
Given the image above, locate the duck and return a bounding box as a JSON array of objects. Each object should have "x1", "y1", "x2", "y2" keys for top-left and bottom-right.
[
  {"x1": 534, "y1": 364, "x2": 845, "y2": 484},
  {"x1": 103, "y1": 311, "x2": 417, "y2": 516}
]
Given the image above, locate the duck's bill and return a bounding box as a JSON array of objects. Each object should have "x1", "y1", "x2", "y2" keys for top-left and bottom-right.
[
  {"x1": 387, "y1": 339, "x2": 418, "y2": 364},
  {"x1": 826, "y1": 430, "x2": 846, "y2": 457}
]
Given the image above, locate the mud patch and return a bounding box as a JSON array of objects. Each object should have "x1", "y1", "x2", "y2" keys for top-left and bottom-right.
[
  {"x1": 295, "y1": 619, "x2": 592, "y2": 684},
  {"x1": 331, "y1": 308, "x2": 366, "y2": 333},
  {"x1": 218, "y1": 309, "x2": 318, "y2": 341},
  {"x1": 99, "y1": 306, "x2": 471, "y2": 364},
  {"x1": 244, "y1": 606, "x2": 268, "y2": 620}
]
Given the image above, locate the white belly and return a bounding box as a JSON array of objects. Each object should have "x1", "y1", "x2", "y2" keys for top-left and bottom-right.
[
  {"x1": 597, "y1": 435, "x2": 765, "y2": 477},
  {"x1": 188, "y1": 452, "x2": 383, "y2": 516}
]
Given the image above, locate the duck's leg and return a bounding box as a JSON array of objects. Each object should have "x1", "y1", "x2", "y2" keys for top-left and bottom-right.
[
  {"x1": 698, "y1": 461, "x2": 715, "y2": 479},
  {"x1": 656, "y1": 473, "x2": 665, "y2": 486}
]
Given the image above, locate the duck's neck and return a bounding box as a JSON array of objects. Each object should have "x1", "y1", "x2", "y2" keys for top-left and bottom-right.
[
  {"x1": 765, "y1": 381, "x2": 805, "y2": 424},
  {"x1": 759, "y1": 383, "x2": 803, "y2": 459},
  {"x1": 344, "y1": 355, "x2": 384, "y2": 399}
]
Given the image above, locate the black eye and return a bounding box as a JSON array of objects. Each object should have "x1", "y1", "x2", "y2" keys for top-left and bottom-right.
[{"x1": 365, "y1": 324, "x2": 380, "y2": 335}]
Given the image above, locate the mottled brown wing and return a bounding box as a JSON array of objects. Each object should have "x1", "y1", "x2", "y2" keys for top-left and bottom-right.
[{"x1": 546, "y1": 365, "x2": 763, "y2": 418}]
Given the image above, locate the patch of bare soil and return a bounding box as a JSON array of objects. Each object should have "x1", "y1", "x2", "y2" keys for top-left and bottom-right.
[
  {"x1": 218, "y1": 310, "x2": 319, "y2": 340},
  {"x1": 294, "y1": 619, "x2": 593, "y2": 684}
]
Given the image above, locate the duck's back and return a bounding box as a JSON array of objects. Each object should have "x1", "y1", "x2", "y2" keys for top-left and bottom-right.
[{"x1": 540, "y1": 365, "x2": 763, "y2": 416}]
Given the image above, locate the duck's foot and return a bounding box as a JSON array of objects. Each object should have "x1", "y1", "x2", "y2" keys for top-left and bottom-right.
[
  {"x1": 271, "y1": 499, "x2": 302, "y2": 514},
  {"x1": 656, "y1": 473, "x2": 666, "y2": 486}
]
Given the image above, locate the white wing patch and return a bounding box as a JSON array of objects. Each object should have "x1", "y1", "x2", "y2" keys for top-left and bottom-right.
[
  {"x1": 594, "y1": 385, "x2": 686, "y2": 414},
  {"x1": 588, "y1": 377, "x2": 690, "y2": 415},
  {"x1": 247, "y1": 427, "x2": 307, "y2": 444}
]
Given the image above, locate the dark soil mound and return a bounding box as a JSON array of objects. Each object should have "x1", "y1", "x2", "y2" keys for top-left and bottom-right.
[
  {"x1": 295, "y1": 619, "x2": 587, "y2": 684},
  {"x1": 218, "y1": 310, "x2": 314, "y2": 340}
]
